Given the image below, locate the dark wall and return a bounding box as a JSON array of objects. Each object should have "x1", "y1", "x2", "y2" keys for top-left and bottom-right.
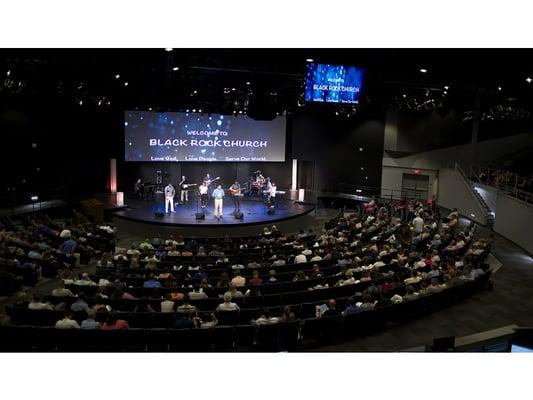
[
  {"x1": 291, "y1": 113, "x2": 385, "y2": 192},
  {"x1": 396, "y1": 110, "x2": 472, "y2": 153},
  {"x1": 0, "y1": 97, "x2": 122, "y2": 206}
]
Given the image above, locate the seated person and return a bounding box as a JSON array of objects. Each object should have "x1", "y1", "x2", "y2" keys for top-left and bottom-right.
[
  {"x1": 55, "y1": 310, "x2": 80, "y2": 329},
  {"x1": 216, "y1": 293, "x2": 240, "y2": 312},
  {"x1": 81, "y1": 309, "x2": 101, "y2": 329},
  {"x1": 101, "y1": 312, "x2": 129, "y2": 330},
  {"x1": 255, "y1": 310, "x2": 279, "y2": 326}
]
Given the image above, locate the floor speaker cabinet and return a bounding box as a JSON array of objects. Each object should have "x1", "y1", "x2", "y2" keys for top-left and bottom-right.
[
  {"x1": 195, "y1": 212, "x2": 205, "y2": 220},
  {"x1": 234, "y1": 211, "x2": 244, "y2": 220},
  {"x1": 154, "y1": 211, "x2": 165, "y2": 218}
]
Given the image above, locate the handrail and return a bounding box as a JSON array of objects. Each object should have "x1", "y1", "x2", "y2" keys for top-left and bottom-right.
[
  {"x1": 455, "y1": 163, "x2": 492, "y2": 217},
  {"x1": 470, "y1": 165, "x2": 533, "y2": 205}
]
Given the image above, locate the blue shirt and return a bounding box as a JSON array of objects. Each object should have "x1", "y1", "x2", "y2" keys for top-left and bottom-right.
[
  {"x1": 61, "y1": 239, "x2": 77, "y2": 255},
  {"x1": 173, "y1": 318, "x2": 194, "y2": 330},
  {"x1": 81, "y1": 319, "x2": 101, "y2": 330},
  {"x1": 143, "y1": 280, "x2": 162, "y2": 289},
  {"x1": 343, "y1": 305, "x2": 363, "y2": 316},
  {"x1": 212, "y1": 188, "x2": 225, "y2": 199}
]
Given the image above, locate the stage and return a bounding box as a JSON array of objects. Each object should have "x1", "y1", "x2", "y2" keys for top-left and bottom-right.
[{"x1": 113, "y1": 195, "x2": 315, "y2": 227}]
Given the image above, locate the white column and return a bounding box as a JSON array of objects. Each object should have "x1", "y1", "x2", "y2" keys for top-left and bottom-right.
[{"x1": 291, "y1": 159, "x2": 298, "y2": 191}]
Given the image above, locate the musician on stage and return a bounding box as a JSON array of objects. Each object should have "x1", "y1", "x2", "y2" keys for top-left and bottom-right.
[
  {"x1": 229, "y1": 181, "x2": 241, "y2": 213},
  {"x1": 269, "y1": 181, "x2": 277, "y2": 208},
  {"x1": 199, "y1": 181, "x2": 209, "y2": 210},
  {"x1": 212, "y1": 184, "x2": 225, "y2": 219},
  {"x1": 134, "y1": 178, "x2": 143, "y2": 199},
  {"x1": 164, "y1": 182, "x2": 176, "y2": 213},
  {"x1": 179, "y1": 175, "x2": 192, "y2": 203}
]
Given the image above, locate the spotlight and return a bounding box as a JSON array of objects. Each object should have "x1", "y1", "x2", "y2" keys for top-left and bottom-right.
[
  {"x1": 124, "y1": 82, "x2": 129, "y2": 86},
  {"x1": 79, "y1": 100, "x2": 83, "y2": 106},
  {"x1": 238, "y1": 110, "x2": 243, "y2": 114},
  {"x1": 7, "y1": 70, "x2": 11, "y2": 77},
  {"x1": 193, "y1": 90, "x2": 197, "y2": 94},
  {"x1": 115, "y1": 74, "x2": 120, "y2": 79},
  {"x1": 306, "y1": 58, "x2": 314, "y2": 62},
  {"x1": 360, "y1": 167, "x2": 364, "y2": 170},
  {"x1": 356, "y1": 189, "x2": 362, "y2": 193},
  {"x1": 444, "y1": 86, "x2": 449, "y2": 90},
  {"x1": 192, "y1": 109, "x2": 196, "y2": 112},
  {"x1": 30, "y1": 195, "x2": 39, "y2": 202},
  {"x1": 172, "y1": 67, "x2": 179, "y2": 71},
  {"x1": 359, "y1": 147, "x2": 363, "y2": 151},
  {"x1": 498, "y1": 86, "x2": 502, "y2": 91},
  {"x1": 527, "y1": 77, "x2": 532, "y2": 84},
  {"x1": 246, "y1": 81, "x2": 251, "y2": 85},
  {"x1": 198, "y1": 109, "x2": 202, "y2": 113},
  {"x1": 419, "y1": 68, "x2": 428, "y2": 73},
  {"x1": 165, "y1": 48, "x2": 173, "y2": 52},
  {"x1": 231, "y1": 88, "x2": 236, "y2": 91},
  {"x1": 402, "y1": 94, "x2": 407, "y2": 98}
]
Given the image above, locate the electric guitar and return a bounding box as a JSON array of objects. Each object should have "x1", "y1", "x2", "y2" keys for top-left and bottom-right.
[
  {"x1": 181, "y1": 183, "x2": 197, "y2": 189},
  {"x1": 204, "y1": 177, "x2": 220, "y2": 186}
]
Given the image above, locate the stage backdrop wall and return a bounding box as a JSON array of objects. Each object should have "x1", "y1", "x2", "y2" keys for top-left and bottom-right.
[{"x1": 120, "y1": 113, "x2": 385, "y2": 194}]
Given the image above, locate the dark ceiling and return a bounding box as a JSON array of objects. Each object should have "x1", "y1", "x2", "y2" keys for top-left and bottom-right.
[{"x1": 2, "y1": 48, "x2": 533, "y2": 119}]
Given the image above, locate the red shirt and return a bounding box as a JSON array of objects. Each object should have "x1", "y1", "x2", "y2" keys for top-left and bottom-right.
[
  {"x1": 249, "y1": 277, "x2": 263, "y2": 286},
  {"x1": 101, "y1": 319, "x2": 129, "y2": 330}
]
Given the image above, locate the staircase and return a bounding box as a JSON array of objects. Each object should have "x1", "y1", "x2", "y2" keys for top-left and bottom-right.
[{"x1": 455, "y1": 164, "x2": 494, "y2": 227}]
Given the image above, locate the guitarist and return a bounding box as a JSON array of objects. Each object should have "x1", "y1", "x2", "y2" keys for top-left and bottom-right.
[
  {"x1": 229, "y1": 181, "x2": 242, "y2": 213},
  {"x1": 178, "y1": 175, "x2": 193, "y2": 203},
  {"x1": 203, "y1": 173, "x2": 220, "y2": 196}
]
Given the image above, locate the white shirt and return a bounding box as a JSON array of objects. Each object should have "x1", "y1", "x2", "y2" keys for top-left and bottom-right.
[
  {"x1": 164, "y1": 185, "x2": 175, "y2": 197},
  {"x1": 413, "y1": 216, "x2": 424, "y2": 233},
  {"x1": 55, "y1": 318, "x2": 80, "y2": 329},
  {"x1": 29, "y1": 302, "x2": 54, "y2": 311},
  {"x1": 216, "y1": 302, "x2": 239, "y2": 312},
  {"x1": 270, "y1": 185, "x2": 277, "y2": 197},
  {"x1": 160, "y1": 300, "x2": 175, "y2": 313},
  {"x1": 294, "y1": 254, "x2": 307, "y2": 264},
  {"x1": 199, "y1": 185, "x2": 208, "y2": 195}
]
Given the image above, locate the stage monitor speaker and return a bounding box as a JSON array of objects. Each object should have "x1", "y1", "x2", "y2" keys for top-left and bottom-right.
[
  {"x1": 234, "y1": 211, "x2": 244, "y2": 220},
  {"x1": 195, "y1": 212, "x2": 205, "y2": 220},
  {"x1": 155, "y1": 211, "x2": 165, "y2": 218},
  {"x1": 267, "y1": 208, "x2": 276, "y2": 215}
]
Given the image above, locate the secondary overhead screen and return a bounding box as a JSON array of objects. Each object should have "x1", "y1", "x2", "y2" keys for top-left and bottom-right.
[
  {"x1": 304, "y1": 63, "x2": 364, "y2": 104},
  {"x1": 124, "y1": 111, "x2": 286, "y2": 162}
]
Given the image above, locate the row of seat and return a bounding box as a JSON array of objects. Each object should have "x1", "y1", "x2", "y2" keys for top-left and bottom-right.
[{"x1": 0, "y1": 272, "x2": 491, "y2": 351}]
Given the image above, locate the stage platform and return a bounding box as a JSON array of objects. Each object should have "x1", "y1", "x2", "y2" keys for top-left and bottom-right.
[{"x1": 113, "y1": 197, "x2": 315, "y2": 227}]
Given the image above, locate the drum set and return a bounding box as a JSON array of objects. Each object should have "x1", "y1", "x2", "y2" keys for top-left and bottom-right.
[{"x1": 244, "y1": 170, "x2": 269, "y2": 199}]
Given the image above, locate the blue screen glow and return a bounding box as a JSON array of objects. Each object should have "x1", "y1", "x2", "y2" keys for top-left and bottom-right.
[{"x1": 304, "y1": 63, "x2": 364, "y2": 104}]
